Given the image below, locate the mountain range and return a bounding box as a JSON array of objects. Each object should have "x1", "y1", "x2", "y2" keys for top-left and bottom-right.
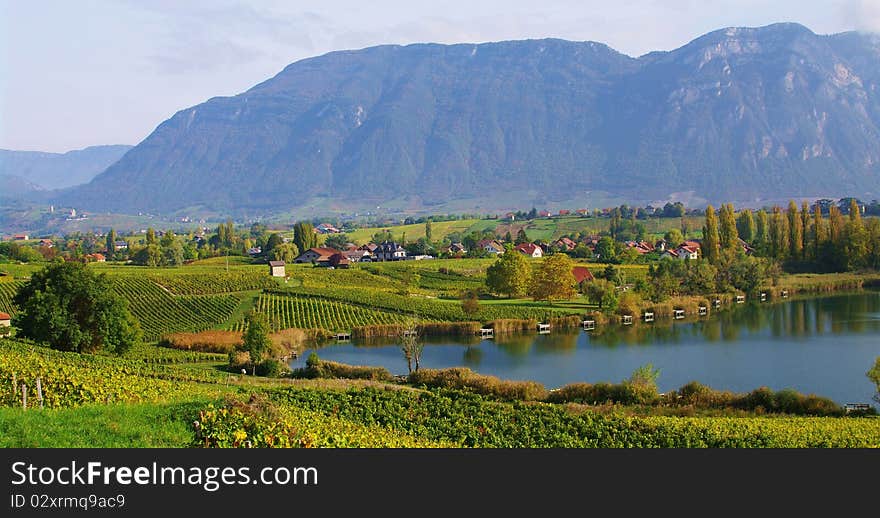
[
  {"x1": 58, "y1": 23, "x2": 880, "y2": 215},
  {"x1": 1, "y1": 145, "x2": 132, "y2": 195}
]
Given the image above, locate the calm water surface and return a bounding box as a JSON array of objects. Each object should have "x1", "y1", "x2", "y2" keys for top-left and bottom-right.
[{"x1": 291, "y1": 291, "x2": 880, "y2": 405}]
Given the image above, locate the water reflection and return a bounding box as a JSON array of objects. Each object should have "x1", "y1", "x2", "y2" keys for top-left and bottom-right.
[{"x1": 305, "y1": 292, "x2": 880, "y2": 404}]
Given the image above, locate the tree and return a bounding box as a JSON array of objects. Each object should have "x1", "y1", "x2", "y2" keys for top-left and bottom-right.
[
  {"x1": 12, "y1": 262, "x2": 141, "y2": 354},
  {"x1": 844, "y1": 198, "x2": 868, "y2": 270},
  {"x1": 293, "y1": 222, "x2": 317, "y2": 253},
  {"x1": 515, "y1": 228, "x2": 529, "y2": 245},
  {"x1": 584, "y1": 279, "x2": 618, "y2": 313},
  {"x1": 736, "y1": 209, "x2": 755, "y2": 244},
  {"x1": 664, "y1": 229, "x2": 683, "y2": 247},
  {"x1": 265, "y1": 233, "x2": 285, "y2": 257},
  {"x1": 867, "y1": 357, "x2": 880, "y2": 404},
  {"x1": 801, "y1": 201, "x2": 812, "y2": 261},
  {"x1": 425, "y1": 219, "x2": 433, "y2": 243},
  {"x1": 145, "y1": 227, "x2": 157, "y2": 246},
  {"x1": 485, "y1": 245, "x2": 532, "y2": 297},
  {"x1": 595, "y1": 237, "x2": 617, "y2": 262},
  {"x1": 755, "y1": 209, "x2": 770, "y2": 251},
  {"x1": 460, "y1": 289, "x2": 481, "y2": 319},
  {"x1": 702, "y1": 205, "x2": 720, "y2": 264},
  {"x1": 324, "y1": 233, "x2": 349, "y2": 250},
  {"x1": 504, "y1": 231, "x2": 513, "y2": 244},
  {"x1": 813, "y1": 202, "x2": 826, "y2": 262},
  {"x1": 787, "y1": 200, "x2": 803, "y2": 261},
  {"x1": 769, "y1": 206, "x2": 788, "y2": 262},
  {"x1": 132, "y1": 245, "x2": 162, "y2": 267},
  {"x1": 161, "y1": 238, "x2": 185, "y2": 266},
  {"x1": 240, "y1": 311, "x2": 272, "y2": 374},
  {"x1": 400, "y1": 322, "x2": 424, "y2": 375},
  {"x1": 105, "y1": 229, "x2": 117, "y2": 261},
  {"x1": 528, "y1": 253, "x2": 576, "y2": 303},
  {"x1": 271, "y1": 243, "x2": 300, "y2": 263},
  {"x1": 719, "y1": 203, "x2": 739, "y2": 252}
]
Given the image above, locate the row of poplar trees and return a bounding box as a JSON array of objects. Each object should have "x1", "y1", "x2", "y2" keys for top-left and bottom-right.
[{"x1": 702, "y1": 199, "x2": 880, "y2": 272}]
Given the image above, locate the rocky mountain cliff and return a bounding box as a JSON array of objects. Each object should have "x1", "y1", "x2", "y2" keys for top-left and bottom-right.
[{"x1": 64, "y1": 24, "x2": 880, "y2": 215}]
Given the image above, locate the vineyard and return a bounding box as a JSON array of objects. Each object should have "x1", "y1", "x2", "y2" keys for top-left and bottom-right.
[
  {"x1": 271, "y1": 387, "x2": 880, "y2": 448},
  {"x1": 146, "y1": 271, "x2": 278, "y2": 295},
  {"x1": 231, "y1": 292, "x2": 410, "y2": 332},
  {"x1": 110, "y1": 277, "x2": 244, "y2": 341},
  {"x1": 0, "y1": 280, "x2": 23, "y2": 316},
  {"x1": 280, "y1": 286, "x2": 583, "y2": 324},
  {"x1": 0, "y1": 340, "x2": 230, "y2": 409}
]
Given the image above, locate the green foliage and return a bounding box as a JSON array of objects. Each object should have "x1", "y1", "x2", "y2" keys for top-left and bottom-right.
[
  {"x1": 0, "y1": 340, "x2": 225, "y2": 409},
  {"x1": 702, "y1": 205, "x2": 720, "y2": 264},
  {"x1": 293, "y1": 355, "x2": 393, "y2": 381},
  {"x1": 409, "y1": 368, "x2": 548, "y2": 401},
  {"x1": 485, "y1": 246, "x2": 532, "y2": 297},
  {"x1": 272, "y1": 387, "x2": 880, "y2": 448},
  {"x1": 193, "y1": 395, "x2": 448, "y2": 448},
  {"x1": 293, "y1": 222, "x2": 318, "y2": 255},
  {"x1": 868, "y1": 357, "x2": 880, "y2": 404},
  {"x1": 13, "y1": 262, "x2": 141, "y2": 354},
  {"x1": 240, "y1": 311, "x2": 272, "y2": 366}
]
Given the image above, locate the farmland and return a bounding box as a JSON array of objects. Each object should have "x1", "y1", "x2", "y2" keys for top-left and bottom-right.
[{"x1": 2, "y1": 338, "x2": 877, "y2": 449}]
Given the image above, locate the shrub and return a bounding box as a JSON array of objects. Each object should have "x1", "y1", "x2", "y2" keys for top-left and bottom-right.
[
  {"x1": 409, "y1": 368, "x2": 548, "y2": 401},
  {"x1": 256, "y1": 359, "x2": 290, "y2": 378},
  {"x1": 294, "y1": 355, "x2": 393, "y2": 381}
]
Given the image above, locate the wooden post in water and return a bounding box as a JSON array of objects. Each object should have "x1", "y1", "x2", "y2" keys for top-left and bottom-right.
[
  {"x1": 36, "y1": 377, "x2": 43, "y2": 409},
  {"x1": 21, "y1": 384, "x2": 27, "y2": 410}
]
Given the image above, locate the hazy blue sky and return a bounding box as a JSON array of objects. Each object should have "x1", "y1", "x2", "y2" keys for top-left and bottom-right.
[{"x1": 2, "y1": 0, "x2": 878, "y2": 152}]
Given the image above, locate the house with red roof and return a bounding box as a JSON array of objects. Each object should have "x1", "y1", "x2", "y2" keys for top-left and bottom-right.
[
  {"x1": 0, "y1": 312, "x2": 11, "y2": 327},
  {"x1": 515, "y1": 243, "x2": 543, "y2": 258},
  {"x1": 572, "y1": 266, "x2": 594, "y2": 285}
]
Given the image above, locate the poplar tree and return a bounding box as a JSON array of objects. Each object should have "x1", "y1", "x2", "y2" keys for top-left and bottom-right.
[
  {"x1": 702, "y1": 205, "x2": 720, "y2": 264},
  {"x1": 787, "y1": 200, "x2": 803, "y2": 261},
  {"x1": 755, "y1": 209, "x2": 770, "y2": 251},
  {"x1": 105, "y1": 229, "x2": 117, "y2": 260},
  {"x1": 845, "y1": 198, "x2": 867, "y2": 269},
  {"x1": 736, "y1": 209, "x2": 756, "y2": 244},
  {"x1": 719, "y1": 203, "x2": 739, "y2": 251},
  {"x1": 800, "y1": 201, "x2": 811, "y2": 261},
  {"x1": 769, "y1": 206, "x2": 788, "y2": 262}
]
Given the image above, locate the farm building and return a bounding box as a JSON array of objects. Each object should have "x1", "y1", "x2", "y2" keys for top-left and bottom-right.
[
  {"x1": 0, "y1": 312, "x2": 10, "y2": 327},
  {"x1": 269, "y1": 261, "x2": 286, "y2": 277}
]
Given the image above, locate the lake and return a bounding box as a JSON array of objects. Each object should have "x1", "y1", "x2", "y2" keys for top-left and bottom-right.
[{"x1": 291, "y1": 291, "x2": 880, "y2": 406}]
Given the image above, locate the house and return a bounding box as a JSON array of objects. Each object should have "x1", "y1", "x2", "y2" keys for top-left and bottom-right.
[
  {"x1": 342, "y1": 249, "x2": 371, "y2": 263},
  {"x1": 504, "y1": 212, "x2": 516, "y2": 222},
  {"x1": 554, "y1": 237, "x2": 577, "y2": 251},
  {"x1": 373, "y1": 241, "x2": 407, "y2": 261},
  {"x1": 328, "y1": 253, "x2": 351, "y2": 269},
  {"x1": 625, "y1": 241, "x2": 655, "y2": 255},
  {"x1": 662, "y1": 242, "x2": 700, "y2": 260},
  {"x1": 0, "y1": 312, "x2": 10, "y2": 327},
  {"x1": 247, "y1": 246, "x2": 262, "y2": 256},
  {"x1": 294, "y1": 247, "x2": 339, "y2": 264},
  {"x1": 359, "y1": 243, "x2": 379, "y2": 254},
  {"x1": 539, "y1": 210, "x2": 552, "y2": 218},
  {"x1": 576, "y1": 209, "x2": 590, "y2": 216},
  {"x1": 477, "y1": 239, "x2": 505, "y2": 255},
  {"x1": 449, "y1": 242, "x2": 467, "y2": 254},
  {"x1": 114, "y1": 240, "x2": 128, "y2": 251},
  {"x1": 315, "y1": 223, "x2": 341, "y2": 234},
  {"x1": 269, "y1": 261, "x2": 286, "y2": 277},
  {"x1": 654, "y1": 240, "x2": 668, "y2": 252},
  {"x1": 38, "y1": 239, "x2": 54, "y2": 248},
  {"x1": 12, "y1": 234, "x2": 29, "y2": 241},
  {"x1": 572, "y1": 266, "x2": 595, "y2": 286},
  {"x1": 515, "y1": 243, "x2": 543, "y2": 258},
  {"x1": 85, "y1": 253, "x2": 106, "y2": 263}
]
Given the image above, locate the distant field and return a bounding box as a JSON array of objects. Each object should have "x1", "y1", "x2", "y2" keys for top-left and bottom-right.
[{"x1": 343, "y1": 215, "x2": 703, "y2": 244}]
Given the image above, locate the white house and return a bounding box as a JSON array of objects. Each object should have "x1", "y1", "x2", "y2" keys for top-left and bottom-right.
[
  {"x1": 515, "y1": 243, "x2": 543, "y2": 258},
  {"x1": 373, "y1": 241, "x2": 407, "y2": 261}
]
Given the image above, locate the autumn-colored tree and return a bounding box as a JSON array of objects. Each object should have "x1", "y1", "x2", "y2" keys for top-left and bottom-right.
[
  {"x1": 485, "y1": 245, "x2": 532, "y2": 298},
  {"x1": 528, "y1": 253, "x2": 576, "y2": 303},
  {"x1": 787, "y1": 200, "x2": 803, "y2": 261}
]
